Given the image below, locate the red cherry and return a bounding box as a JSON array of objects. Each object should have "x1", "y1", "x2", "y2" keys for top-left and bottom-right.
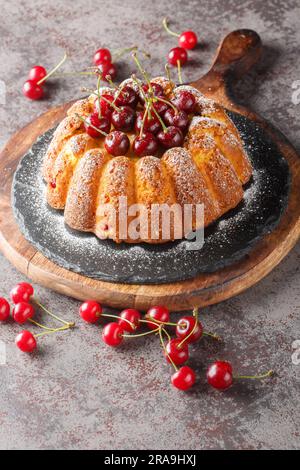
[
  {"x1": 145, "y1": 306, "x2": 170, "y2": 330},
  {"x1": 175, "y1": 316, "x2": 203, "y2": 343},
  {"x1": 0, "y1": 298, "x2": 10, "y2": 321},
  {"x1": 168, "y1": 47, "x2": 188, "y2": 67},
  {"x1": 15, "y1": 330, "x2": 37, "y2": 353},
  {"x1": 157, "y1": 126, "x2": 183, "y2": 148},
  {"x1": 84, "y1": 113, "x2": 110, "y2": 138},
  {"x1": 104, "y1": 131, "x2": 130, "y2": 156},
  {"x1": 172, "y1": 90, "x2": 196, "y2": 113},
  {"x1": 135, "y1": 111, "x2": 162, "y2": 134},
  {"x1": 12, "y1": 302, "x2": 34, "y2": 324},
  {"x1": 118, "y1": 309, "x2": 141, "y2": 333},
  {"x1": 22, "y1": 80, "x2": 44, "y2": 100},
  {"x1": 28, "y1": 65, "x2": 47, "y2": 83},
  {"x1": 207, "y1": 361, "x2": 233, "y2": 390},
  {"x1": 94, "y1": 93, "x2": 114, "y2": 119},
  {"x1": 102, "y1": 322, "x2": 124, "y2": 347},
  {"x1": 171, "y1": 366, "x2": 196, "y2": 391},
  {"x1": 115, "y1": 86, "x2": 138, "y2": 108},
  {"x1": 165, "y1": 338, "x2": 189, "y2": 365},
  {"x1": 133, "y1": 132, "x2": 159, "y2": 157},
  {"x1": 93, "y1": 48, "x2": 112, "y2": 66},
  {"x1": 98, "y1": 62, "x2": 117, "y2": 81},
  {"x1": 10, "y1": 282, "x2": 34, "y2": 304},
  {"x1": 152, "y1": 100, "x2": 169, "y2": 116},
  {"x1": 179, "y1": 31, "x2": 198, "y2": 50},
  {"x1": 50, "y1": 179, "x2": 56, "y2": 189},
  {"x1": 80, "y1": 300, "x2": 102, "y2": 323},
  {"x1": 140, "y1": 82, "x2": 165, "y2": 103},
  {"x1": 163, "y1": 108, "x2": 189, "y2": 130},
  {"x1": 112, "y1": 106, "x2": 135, "y2": 132}
]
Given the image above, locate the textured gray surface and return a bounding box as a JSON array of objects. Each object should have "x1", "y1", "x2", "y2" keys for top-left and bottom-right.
[{"x1": 0, "y1": 0, "x2": 299, "y2": 450}]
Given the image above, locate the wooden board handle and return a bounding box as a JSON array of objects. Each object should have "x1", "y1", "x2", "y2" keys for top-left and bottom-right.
[{"x1": 192, "y1": 29, "x2": 262, "y2": 94}]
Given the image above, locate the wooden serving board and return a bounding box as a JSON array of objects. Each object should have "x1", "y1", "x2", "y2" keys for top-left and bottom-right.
[{"x1": 0, "y1": 30, "x2": 300, "y2": 311}]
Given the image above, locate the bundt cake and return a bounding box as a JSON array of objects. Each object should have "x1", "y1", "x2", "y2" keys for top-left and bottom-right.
[{"x1": 42, "y1": 76, "x2": 252, "y2": 243}]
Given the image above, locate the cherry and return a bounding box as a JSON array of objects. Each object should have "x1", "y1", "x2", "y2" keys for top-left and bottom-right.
[
  {"x1": 168, "y1": 47, "x2": 188, "y2": 67},
  {"x1": 165, "y1": 338, "x2": 189, "y2": 365},
  {"x1": 112, "y1": 106, "x2": 135, "y2": 132},
  {"x1": 152, "y1": 100, "x2": 169, "y2": 116},
  {"x1": 179, "y1": 31, "x2": 198, "y2": 50},
  {"x1": 135, "y1": 111, "x2": 162, "y2": 134},
  {"x1": 172, "y1": 90, "x2": 196, "y2": 113},
  {"x1": 145, "y1": 306, "x2": 170, "y2": 330},
  {"x1": 10, "y1": 282, "x2": 34, "y2": 304},
  {"x1": 98, "y1": 62, "x2": 117, "y2": 81},
  {"x1": 105, "y1": 131, "x2": 130, "y2": 156},
  {"x1": 118, "y1": 309, "x2": 141, "y2": 333},
  {"x1": 163, "y1": 108, "x2": 189, "y2": 130},
  {"x1": 176, "y1": 316, "x2": 203, "y2": 344},
  {"x1": 93, "y1": 48, "x2": 112, "y2": 66},
  {"x1": 12, "y1": 302, "x2": 35, "y2": 324},
  {"x1": 171, "y1": 366, "x2": 196, "y2": 391},
  {"x1": 157, "y1": 126, "x2": 183, "y2": 148},
  {"x1": 22, "y1": 80, "x2": 44, "y2": 100},
  {"x1": 115, "y1": 86, "x2": 138, "y2": 108},
  {"x1": 133, "y1": 132, "x2": 159, "y2": 157},
  {"x1": 94, "y1": 93, "x2": 114, "y2": 119},
  {"x1": 84, "y1": 113, "x2": 110, "y2": 138},
  {"x1": 15, "y1": 330, "x2": 37, "y2": 353},
  {"x1": 207, "y1": 361, "x2": 233, "y2": 390},
  {"x1": 80, "y1": 300, "x2": 102, "y2": 323},
  {"x1": 102, "y1": 322, "x2": 124, "y2": 347},
  {"x1": 140, "y1": 82, "x2": 165, "y2": 102},
  {"x1": 28, "y1": 65, "x2": 47, "y2": 83},
  {"x1": 0, "y1": 298, "x2": 10, "y2": 321}
]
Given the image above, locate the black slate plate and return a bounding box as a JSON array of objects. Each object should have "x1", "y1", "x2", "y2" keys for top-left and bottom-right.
[{"x1": 12, "y1": 112, "x2": 290, "y2": 284}]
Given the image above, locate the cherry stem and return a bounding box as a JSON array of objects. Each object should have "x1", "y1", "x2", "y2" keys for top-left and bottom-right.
[
  {"x1": 162, "y1": 17, "x2": 180, "y2": 38},
  {"x1": 113, "y1": 45, "x2": 138, "y2": 61},
  {"x1": 165, "y1": 63, "x2": 171, "y2": 81},
  {"x1": 203, "y1": 331, "x2": 221, "y2": 341},
  {"x1": 122, "y1": 327, "x2": 160, "y2": 339},
  {"x1": 28, "y1": 318, "x2": 57, "y2": 331},
  {"x1": 158, "y1": 326, "x2": 178, "y2": 371},
  {"x1": 75, "y1": 113, "x2": 108, "y2": 137},
  {"x1": 155, "y1": 96, "x2": 178, "y2": 113},
  {"x1": 51, "y1": 71, "x2": 96, "y2": 78},
  {"x1": 178, "y1": 307, "x2": 199, "y2": 348},
  {"x1": 150, "y1": 99, "x2": 168, "y2": 132},
  {"x1": 37, "y1": 52, "x2": 67, "y2": 85},
  {"x1": 177, "y1": 60, "x2": 183, "y2": 85},
  {"x1": 132, "y1": 52, "x2": 152, "y2": 91},
  {"x1": 33, "y1": 297, "x2": 75, "y2": 328},
  {"x1": 35, "y1": 324, "x2": 74, "y2": 338},
  {"x1": 97, "y1": 74, "x2": 102, "y2": 119},
  {"x1": 101, "y1": 313, "x2": 135, "y2": 330},
  {"x1": 140, "y1": 102, "x2": 150, "y2": 137},
  {"x1": 234, "y1": 370, "x2": 274, "y2": 380}
]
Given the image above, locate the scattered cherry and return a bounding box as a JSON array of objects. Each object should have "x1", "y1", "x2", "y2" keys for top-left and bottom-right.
[
  {"x1": 84, "y1": 113, "x2": 110, "y2": 138},
  {"x1": 157, "y1": 126, "x2": 183, "y2": 148},
  {"x1": 10, "y1": 282, "x2": 34, "y2": 304},
  {"x1": 102, "y1": 322, "x2": 124, "y2": 347},
  {"x1": 0, "y1": 298, "x2": 10, "y2": 321},
  {"x1": 176, "y1": 316, "x2": 203, "y2": 343},
  {"x1": 171, "y1": 366, "x2": 196, "y2": 391},
  {"x1": 135, "y1": 111, "x2": 162, "y2": 134},
  {"x1": 98, "y1": 62, "x2": 117, "y2": 81},
  {"x1": 179, "y1": 31, "x2": 198, "y2": 50},
  {"x1": 165, "y1": 338, "x2": 189, "y2": 365},
  {"x1": 12, "y1": 302, "x2": 34, "y2": 324},
  {"x1": 172, "y1": 90, "x2": 196, "y2": 113},
  {"x1": 28, "y1": 65, "x2": 47, "y2": 83},
  {"x1": 118, "y1": 309, "x2": 141, "y2": 333},
  {"x1": 115, "y1": 85, "x2": 138, "y2": 108},
  {"x1": 207, "y1": 361, "x2": 233, "y2": 390},
  {"x1": 22, "y1": 80, "x2": 44, "y2": 100},
  {"x1": 111, "y1": 106, "x2": 135, "y2": 132},
  {"x1": 133, "y1": 132, "x2": 159, "y2": 157},
  {"x1": 15, "y1": 330, "x2": 37, "y2": 353},
  {"x1": 145, "y1": 306, "x2": 170, "y2": 330},
  {"x1": 80, "y1": 300, "x2": 102, "y2": 323},
  {"x1": 93, "y1": 48, "x2": 112, "y2": 66},
  {"x1": 167, "y1": 47, "x2": 188, "y2": 67},
  {"x1": 105, "y1": 131, "x2": 130, "y2": 156},
  {"x1": 163, "y1": 108, "x2": 189, "y2": 130},
  {"x1": 94, "y1": 93, "x2": 114, "y2": 119}
]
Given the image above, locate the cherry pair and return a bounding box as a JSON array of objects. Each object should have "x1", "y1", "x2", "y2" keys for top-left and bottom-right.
[
  {"x1": 163, "y1": 18, "x2": 198, "y2": 68},
  {"x1": 93, "y1": 48, "x2": 117, "y2": 81}
]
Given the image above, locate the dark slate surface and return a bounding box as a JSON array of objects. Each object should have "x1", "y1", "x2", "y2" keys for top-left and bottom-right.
[
  {"x1": 12, "y1": 113, "x2": 290, "y2": 283},
  {"x1": 0, "y1": 0, "x2": 299, "y2": 451}
]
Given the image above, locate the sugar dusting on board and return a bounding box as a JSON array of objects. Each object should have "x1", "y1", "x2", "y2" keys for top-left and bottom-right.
[{"x1": 12, "y1": 112, "x2": 290, "y2": 284}]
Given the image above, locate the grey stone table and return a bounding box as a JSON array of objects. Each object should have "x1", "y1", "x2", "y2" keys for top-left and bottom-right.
[{"x1": 0, "y1": 0, "x2": 299, "y2": 450}]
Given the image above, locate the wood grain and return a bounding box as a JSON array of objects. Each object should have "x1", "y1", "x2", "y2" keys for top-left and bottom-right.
[{"x1": 0, "y1": 30, "x2": 299, "y2": 311}]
